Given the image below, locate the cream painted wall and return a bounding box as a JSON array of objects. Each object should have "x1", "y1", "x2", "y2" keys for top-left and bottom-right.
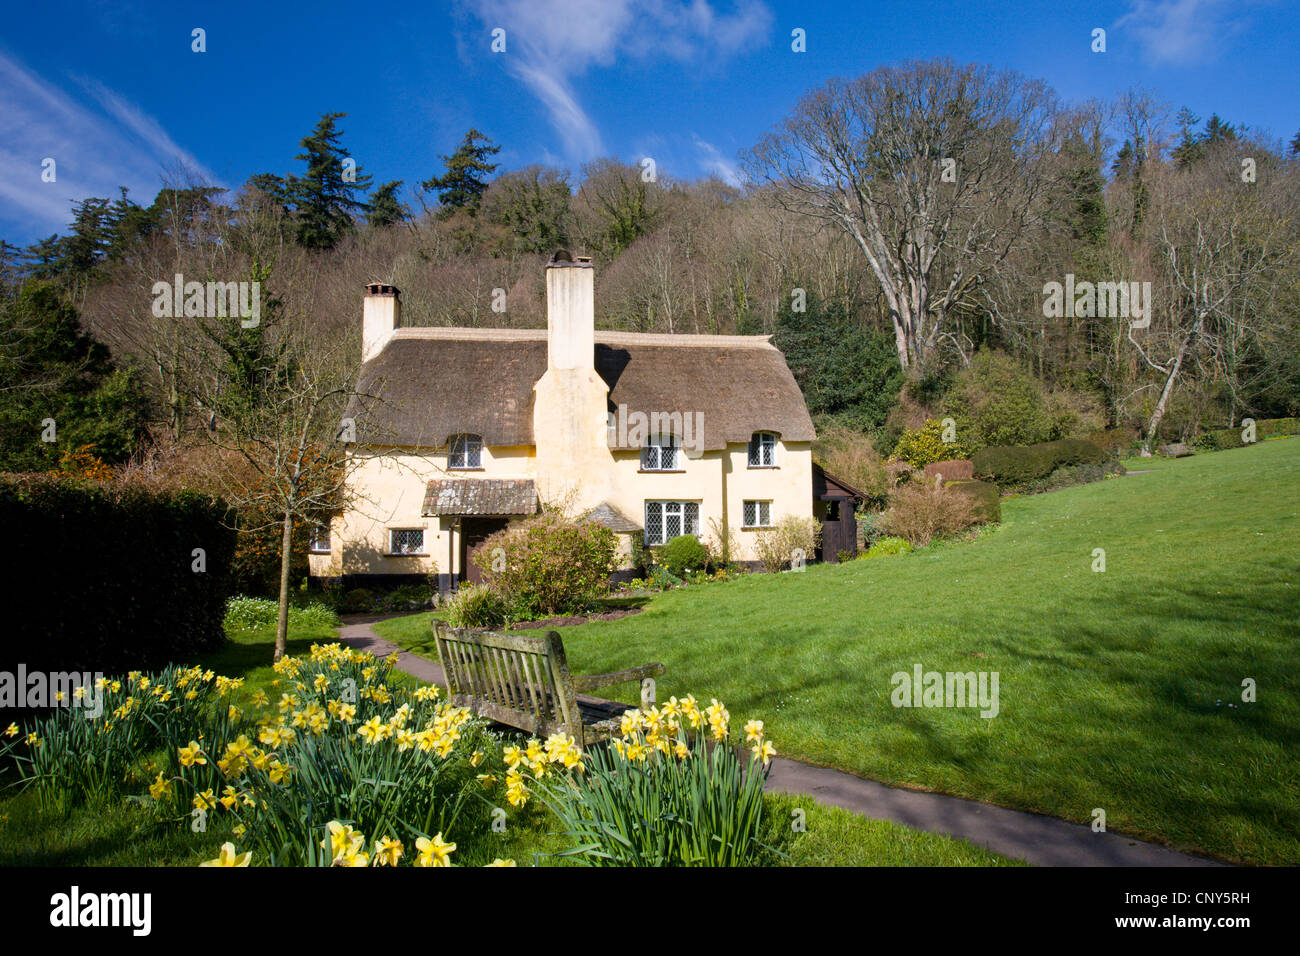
[
  {"x1": 307, "y1": 443, "x2": 536, "y2": 580},
  {"x1": 311, "y1": 435, "x2": 813, "y2": 580}
]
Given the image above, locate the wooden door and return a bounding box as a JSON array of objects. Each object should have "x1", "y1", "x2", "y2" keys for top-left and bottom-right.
[{"x1": 461, "y1": 518, "x2": 510, "y2": 584}]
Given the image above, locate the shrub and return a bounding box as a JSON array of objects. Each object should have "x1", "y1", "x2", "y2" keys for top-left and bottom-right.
[
  {"x1": 522, "y1": 696, "x2": 777, "y2": 866},
  {"x1": 890, "y1": 418, "x2": 978, "y2": 467},
  {"x1": 859, "y1": 536, "x2": 912, "y2": 559},
  {"x1": 224, "y1": 596, "x2": 340, "y2": 632},
  {"x1": 923, "y1": 459, "x2": 974, "y2": 481},
  {"x1": 1259, "y1": 417, "x2": 1300, "y2": 439},
  {"x1": 474, "y1": 511, "x2": 618, "y2": 617},
  {"x1": 752, "y1": 515, "x2": 822, "y2": 573},
  {"x1": 1196, "y1": 427, "x2": 1246, "y2": 450},
  {"x1": 946, "y1": 350, "x2": 1054, "y2": 447},
  {"x1": 341, "y1": 588, "x2": 375, "y2": 614},
  {"x1": 443, "y1": 583, "x2": 514, "y2": 629},
  {"x1": 878, "y1": 481, "x2": 981, "y2": 547},
  {"x1": 944, "y1": 479, "x2": 1001, "y2": 523},
  {"x1": 657, "y1": 534, "x2": 711, "y2": 578},
  {"x1": 1087, "y1": 428, "x2": 1138, "y2": 455},
  {"x1": 1013, "y1": 461, "x2": 1125, "y2": 496},
  {"x1": 0, "y1": 475, "x2": 235, "y2": 687},
  {"x1": 857, "y1": 510, "x2": 885, "y2": 549},
  {"x1": 971, "y1": 438, "x2": 1108, "y2": 485},
  {"x1": 1045, "y1": 387, "x2": 1107, "y2": 440}
]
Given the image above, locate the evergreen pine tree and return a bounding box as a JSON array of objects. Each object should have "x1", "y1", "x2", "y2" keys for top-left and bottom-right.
[
  {"x1": 422, "y1": 129, "x2": 501, "y2": 217},
  {"x1": 291, "y1": 112, "x2": 372, "y2": 249},
  {"x1": 366, "y1": 181, "x2": 408, "y2": 227}
]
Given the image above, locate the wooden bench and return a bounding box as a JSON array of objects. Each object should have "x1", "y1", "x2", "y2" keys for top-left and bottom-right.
[{"x1": 432, "y1": 621, "x2": 665, "y2": 747}]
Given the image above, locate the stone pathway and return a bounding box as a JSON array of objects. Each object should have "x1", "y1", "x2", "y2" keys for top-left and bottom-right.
[{"x1": 338, "y1": 614, "x2": 1224, "y2": 868}]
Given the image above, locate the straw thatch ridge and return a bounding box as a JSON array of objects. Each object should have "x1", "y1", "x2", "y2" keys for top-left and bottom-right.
[{"x1": 348, "y1": 328, "x2": 815, "y2": 451}]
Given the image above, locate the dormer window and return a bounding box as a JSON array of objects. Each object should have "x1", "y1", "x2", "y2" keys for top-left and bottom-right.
[
  {"x1": 641, "y1": 434, "x2": 679, "y2": 471},
  {"x1": 449, "y1": 434, "x2": 483, "y2": 469},
  {"x1": 748, "y1": 431, "x2": 777, "y2": 468}
]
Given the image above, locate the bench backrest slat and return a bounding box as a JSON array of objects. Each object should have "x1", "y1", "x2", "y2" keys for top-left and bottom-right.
[{"x1": 434, "y1": 622, "x2": 573, "y2": 737}]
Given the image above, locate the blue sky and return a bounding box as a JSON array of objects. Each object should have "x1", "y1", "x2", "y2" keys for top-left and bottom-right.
[{"x1": 1, "y1": 0, "x2": 1296, "y2": 244}]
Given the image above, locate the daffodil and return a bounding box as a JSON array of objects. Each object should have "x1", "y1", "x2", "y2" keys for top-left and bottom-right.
[
  {"x1": 149, "y1": 774, "x2": 173, "y2": 800},
  {"x1": 486, "y1": 858, "x2": 516, "y2": 867},
  {"x1": 323, "y1": 820, "x2": 364, "y2": 861},
  {"x1": 178, "y1": 741, "x2": 206, "y2": 767},
  {"x1": 199, "y1": 843, "x2": 251, "y2": 867},
  {"x1": 373, "y1": 836, "x2": 403, "y2": 867},
  {"x1": 413, "y1": 833, "x2": 455, "y2": 867}
]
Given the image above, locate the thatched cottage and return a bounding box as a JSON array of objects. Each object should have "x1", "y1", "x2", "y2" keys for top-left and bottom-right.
[{"x1": 309, "y1": 252, "x2": 856, "y2": 591}]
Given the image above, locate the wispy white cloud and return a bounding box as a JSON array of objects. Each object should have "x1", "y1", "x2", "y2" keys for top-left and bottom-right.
[
  {"x1": 1114, "y1": 0, "x2": 1253, "y2": 66},
  {"x1": 693, "y1": 136, "x2": 741, "y2": 186},
  {"x1": 460, "y1": 0, "x2": 772, "y2": 162},
  {"x1": 0, "y1": 49, "x2": 221, "y2": 240}
]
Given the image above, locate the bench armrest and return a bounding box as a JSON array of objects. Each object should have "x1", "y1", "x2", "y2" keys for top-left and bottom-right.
[{"x1": 572, "y1": 662, "x2": 664, "y2": 693}]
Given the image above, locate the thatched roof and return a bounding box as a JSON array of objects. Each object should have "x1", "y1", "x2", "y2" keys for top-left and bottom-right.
[
  {"x1": 348, "y1": 328, "x2": 815, "y2": 451},
  {"x1": 422, "y1": 478, "x2": 538, "y2": 517}
]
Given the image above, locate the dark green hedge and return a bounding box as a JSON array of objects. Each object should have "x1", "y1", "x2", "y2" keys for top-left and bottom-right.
[
  {"x1": 972, "y1": 438, "x2": 1108, "y2": 485},
  {"x1": 1196, "y1": 417, "x2": 1300, "y2": 450},
  {"x1": 1259, "y1": 417, "x2": 1300, "y2": 438},
  {"x1": 0, "y1": 475, "x2": 235, "y2": 681},
  {"x1": 944, "y1": 479, "x2": 1001, "y2": 524}
]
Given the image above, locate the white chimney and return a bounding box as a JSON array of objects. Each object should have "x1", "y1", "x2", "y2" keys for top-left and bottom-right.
[
  {"x1": 545, "y1": 252, "x2": 594, "y2": 370},
  {"x1": 362, "y1": 283, "x2": 400, "y2": 362},
  {"x1": 533, "y1": 251, "x2": 609, "y2": 511}
]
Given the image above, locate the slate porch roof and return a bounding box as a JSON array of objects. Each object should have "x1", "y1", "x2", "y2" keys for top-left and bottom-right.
[
  {"x1": 422, "y1": 478, "x2": 539, "y2": 517},
  {"x1": 582, "y1": 501, "x2": 643, "y2": 534}
]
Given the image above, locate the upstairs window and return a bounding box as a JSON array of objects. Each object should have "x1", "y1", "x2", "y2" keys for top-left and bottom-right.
[
  {"x1": 748, "y1": 432, "x2": 777, "y2": 467},
  {"x1": 644, "y1": 500, "x2": 699, "y2": 546},
  {"x1": 449, "y1": 434, "x2": 483, "y2": 469},
  {"x1": 641, "y1": 434, "x2": 679, "y2": 471}
]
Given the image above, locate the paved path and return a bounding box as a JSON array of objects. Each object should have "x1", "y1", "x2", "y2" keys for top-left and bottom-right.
[{"x1": 338, "y1": 614, "x2": 1223, "y2": 867}]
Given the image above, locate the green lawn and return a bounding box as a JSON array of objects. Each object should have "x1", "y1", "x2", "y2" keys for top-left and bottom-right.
[{"x1": 377, "y1": 439, "x2": 1300, "y2": 864}]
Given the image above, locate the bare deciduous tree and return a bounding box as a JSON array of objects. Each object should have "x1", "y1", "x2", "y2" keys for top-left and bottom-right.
[
  {"x1": 745, "y1": 58, "x2": 1067, "y2": 374},
  {"x1": 1133, "y1": 142, "x2": 1296, "y2": 453}
]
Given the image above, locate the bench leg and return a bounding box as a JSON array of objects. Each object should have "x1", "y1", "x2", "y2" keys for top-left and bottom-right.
[{"x1": 640, "y1": 677, "x2": 656, "y2": 712}]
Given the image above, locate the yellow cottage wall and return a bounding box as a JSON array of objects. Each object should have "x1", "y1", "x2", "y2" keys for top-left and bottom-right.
[{"x1": 310, "y1": 438, "x2": 814, "y2": 581}]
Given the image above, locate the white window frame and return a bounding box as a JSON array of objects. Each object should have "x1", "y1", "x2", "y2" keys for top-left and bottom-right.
[
  {"x1": 640, "y1": 434, "x2": 679, "y2": 471},
  {"x1": 748, "y1": 432, "x2": 777, "y2": 468},
  {"x1": 742, "y1": 500, "x2": 772, "y2": 529},
  {"x1": 309, "y1": 522, "x2": 332, "y2": 554},
  {"x1": 388, "y1": 528, "x2": 426, "y2": 556},
  {"x1": 644, "y1": 500, "x2": 700, "y2": 546},
  {"x1": 449, "y1": 434, "x2": 483, "y2": 469}
]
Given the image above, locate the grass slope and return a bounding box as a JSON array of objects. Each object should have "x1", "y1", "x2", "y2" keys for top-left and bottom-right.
[{"x1": 379, "y1": 440, "x2": 1300, "y2": 864}]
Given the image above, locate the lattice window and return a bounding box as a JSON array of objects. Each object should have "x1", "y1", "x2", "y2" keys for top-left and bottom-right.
[
  {"x1": 640, "y1": 435, "x2": 678, "y2": 470},
  {"x1": 449, "y1": 434, "x2": 483, "y2": 469},
  {"x1": 748, "y1": 432, "x2": 776, "y2": 467},
  {"x1": 309, "y1": 523, "x2": 332, "y2": 553},
  {"x1": 743, "y1": 500, "x2": 771, "y2": 528},
  {"x1": 644, "y1": 500, "x2": 699, "y2": 545},
  {"x1": 389, "y1": 529, "x2": 425, "y2": 555}
]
